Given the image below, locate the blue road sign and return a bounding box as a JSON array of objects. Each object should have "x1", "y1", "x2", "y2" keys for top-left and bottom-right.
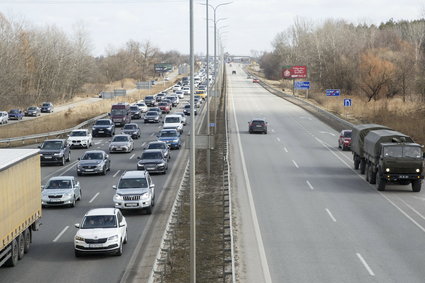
[
  {"x1": 326, "y1": 89, "x2": 340, "y2": 96},
  {"x1": 294, "y1": 81, "x2": 310, "y2": 89},
  {"x1": 344, "y1": 99, "x2": 352, "y2": 107}
]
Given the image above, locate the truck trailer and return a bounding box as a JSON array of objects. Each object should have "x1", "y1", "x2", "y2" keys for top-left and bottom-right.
[
  {"x1": 351, "y1": 124, "x2": 391, "y2": 174},
  {"x1": 0, "y1": 149, "x2": 41, "y2": 267},
  {"x1": 362, "y1": 130, "x2": 423, "y2": 192}
]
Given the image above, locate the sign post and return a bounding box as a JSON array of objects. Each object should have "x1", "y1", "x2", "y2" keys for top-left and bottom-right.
[
  {"x1": 294, "y1": 81, "x2": 310, "y2": 98},
  {"x1": 343, "y1": 98, "x2": 352, "y2": 119},
  {"x1": 282, "y1": 66, "x2": 307, "y2": 97},
  {"x1": 326, "y1": 89, "x2": 341, "y2": 96}
]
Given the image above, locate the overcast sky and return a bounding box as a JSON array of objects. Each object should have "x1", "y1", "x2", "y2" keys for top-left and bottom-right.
[{"x1": 0, "y1": 0, "x2": 424, "y2": 57}]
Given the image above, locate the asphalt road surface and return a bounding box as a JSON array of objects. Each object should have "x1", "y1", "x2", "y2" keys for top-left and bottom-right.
[
  {"x1": 0, "y1": 94, "x2": 206, "y2": 283},
  {"x1": 227, "y1": 64, "x2": 425, "y2": 283}
]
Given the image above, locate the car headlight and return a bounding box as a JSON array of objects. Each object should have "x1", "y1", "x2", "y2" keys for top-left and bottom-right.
[
  {"x1": 108, "y1": 235, "x2": 119, "y2": 241},
  {"x1": 77, "y1": 164, "x2": 81, "y2": 169},
  {"x1": 172, "y1": 139, "x2": 179, "y2": 143},
  {"x1": 63, "y1": 192, "x2": 73, "y2": 198},
  {"x1": 96, "y1": 163, "x2": 103, "y2": 169},
  {"x1": 114, "y1": 194, "x2": 123, "y2": 201},
  {"x1": 417, "y1": 169, "x2": 421, "y2": 173},
  {"x1": 75, "y1": 235, "x2": 85, "y2": 241},
  {"x1": 158, "y1": 162, "x2": 165, "y2": 167},
  {"x1": 386, "y1": 168, "x2": 390, "y2": 172},
  {"x1": 141, "y1": 192, "x2": 151, "y2": 200},
  {"x1": 138, "y1": 163, "x2": 145, "y2": 168}
]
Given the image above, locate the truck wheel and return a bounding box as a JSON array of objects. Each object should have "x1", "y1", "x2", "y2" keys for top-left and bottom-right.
[
  {"x1": 5, "y1": 239, "x2": 19, "y2": 267},
  {"x1": 369, "y1": 167, "x2": 376, "y2": 184},
  {"x1": 376, "y1": 176, "x2": 386, "y2": 191},
  {"x1": 365, "y1": 163, "x2": 370, "y2": 182},
  {"x1": 23, "y1": 229, "x2": 31, "y2": 254},
  {"x1": 354, "y1": 158, "x2": 360, "y2": 170},
  {"x1": 17, "y1": 234, "x2": 25, "y2": 260},
  {"x1": 412, "y1": 180, "x2": 422, "y2": 192},
  {"x1": 360, "y1": 159, "x2": 366, "y2": 175}
]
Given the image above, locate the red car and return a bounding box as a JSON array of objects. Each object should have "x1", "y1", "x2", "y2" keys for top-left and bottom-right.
[
  {"x1": 252, "y1": 78, "x2": 260, "y2": 83},
  {"x1": 338, "y1": 130, "x2": 352, "y2": 151},
  {"x1": 158, "y1": 102, "x2": 171, "y2": 114}
]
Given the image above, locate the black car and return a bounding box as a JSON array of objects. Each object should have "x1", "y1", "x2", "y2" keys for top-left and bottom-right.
[
  {"x1": 183, "y1": 104, "x2": 197, "y2": 116},
  {"x1": 25, "y1": 106, "x2": 41, "y2": 117},
  {"x1": 144, "y1": 96, "x2": 157, "y2": 107},
  {"x1": 129, "y1": 105, "x2": 142, "y2": 119},
  {"x1": 145, "y1": 141, "x2": 171, "y2": 160},
  {"x1": 77, "y1": 150, "x2": 111, "y2": 176},
  {"x1": 248, "y1": 118, "x2": 268, "y2": 134},
  {"x1": 39, "y1": 139, "x2": 71, "y2": 166},
  {"x1": 144, "y1": 111, "x2": 161, "y2": 123},
  {"x1": 122, "y1": 123, "x2": 141, "y2": 139},
  {"x1": 92, "y1": 119, "x2": 115, "y2": 137},
  {"x1": 137, "y1": 149, "x2": 168, "y2": 174},
  {"x1": 40, "y1": 102, "x2": 54, "y2": 113}
]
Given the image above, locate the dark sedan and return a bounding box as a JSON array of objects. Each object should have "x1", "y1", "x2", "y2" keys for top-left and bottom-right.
[
  {"x1": 122, "y1": 123, "x2": 141, "y2": 139},
  {"x1": 77, "y1": 150, "x2": 111, "y2": 176},
  {"x1": 137, "y1": 149, "x2": 168, "y2": 174},
  {"x1": 145, "y1": 141, "x2": 171, "y2": 160},
  {"x1": 248, "y1": 118, "x2": 268, "y2": 134},
  {"x1": 25, "y1": 106, "x2": 41, "y2": 117},
  {"x1": 40, "y1": 102, "x2": 54, "y2": 113}
]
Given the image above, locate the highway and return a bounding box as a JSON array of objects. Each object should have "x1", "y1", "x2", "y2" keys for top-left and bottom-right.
[
  {"x1": 0, "y1": 95, "x2": 201, "y2": 282},
  {"x1": 227, "y1": 64, "x2": 425, "y2": 282}
]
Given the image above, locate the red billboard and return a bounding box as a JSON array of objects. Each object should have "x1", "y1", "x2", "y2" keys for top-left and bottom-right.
[{"x1": 282, "y1": 66, "x2": 307, "y2": 79}]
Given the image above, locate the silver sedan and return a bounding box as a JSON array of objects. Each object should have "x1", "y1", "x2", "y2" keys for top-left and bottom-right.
[{"x1": 109, "y1": 134, "x2": 134, "y2": 153}]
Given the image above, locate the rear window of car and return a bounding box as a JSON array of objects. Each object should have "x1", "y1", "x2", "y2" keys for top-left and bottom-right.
[
  {"x1": 344, "y1": 131, "x2": 352, "y2": 138},
  {"x1": 252, "y1": 121, "x2": 265, "y2": 126}
]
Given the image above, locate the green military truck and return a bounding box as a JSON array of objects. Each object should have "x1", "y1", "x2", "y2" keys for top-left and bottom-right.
[
  {"x1": 362, "y1": 129, "x2": 424, "y2": 192},
  {"x1": 351, "y1": 124, "x2": 391, "y2": 174}
]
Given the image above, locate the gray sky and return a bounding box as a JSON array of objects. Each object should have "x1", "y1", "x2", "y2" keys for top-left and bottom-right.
[{"x1": 0, "y1": 0, "x2": 424, "y2": 57}]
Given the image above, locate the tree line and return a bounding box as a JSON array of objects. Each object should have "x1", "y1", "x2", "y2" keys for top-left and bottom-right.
[
  {"x1": 259, "y1": 18, "x2": 425, "y2": 103},
  {"x1": 0, "y1": 13, "x2": 186, "y2": 108}
]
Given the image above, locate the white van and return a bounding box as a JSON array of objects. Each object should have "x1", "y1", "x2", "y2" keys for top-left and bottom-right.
[{"x1": 163, "y1": 114, "x2": 184, "y2": 134}]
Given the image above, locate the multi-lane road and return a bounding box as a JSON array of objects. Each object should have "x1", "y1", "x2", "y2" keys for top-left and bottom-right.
[
  {"x1": 228, "y1": 64, "x2": 425, "y2": 282},
  {"x1": 0, "y1": 94, "x2": 203, "y2": 282}
]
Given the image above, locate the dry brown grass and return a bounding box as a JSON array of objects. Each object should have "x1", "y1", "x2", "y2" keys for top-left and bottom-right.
[{"x1": 0, "y1": 77, "x2": 181, "y2": 140}]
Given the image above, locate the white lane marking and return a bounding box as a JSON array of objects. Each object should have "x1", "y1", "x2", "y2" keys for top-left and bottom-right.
[
  {"x1": 271, "y1": 129, "x2": 275, "y2": 133},
  {"x1": 319, "y1": 131, "x2": 336, "y2": 136},
  {"x1": 325, "y1": 208, "x2": 337, "y2": 222},
  {"x1": 276, "y1": 137, "x2": 280, "y2": 142},
  {"x1": 356, "y1": 253, "x2": 375, "y2": 276},
  {"x1": 306, "y1": 180, "x2": 314, "y2": 190},
  {"x1": 141, "y1": 142, "x2": 146, "y2": 147},
  {"x1": 315, "y1": 135, "x2": 425, "y2": 235},
  {"x1": 151, "y1": 133, "x2": 155, "y2": 136},
  {"x1": 292, "y1": 160, "x2": 299, "y2": 168},
  {"x1": 89, "y1": 192, "x2": 100, "y2": 203},
  {"x1": 412, "y1": 196, "x2": 425, "y2": 201},
  {"x1": 113, "y1": 170, "x2": 121, "y2": 178},
  {"x1": 397, "y1": 197, "x2": 425, "y2": 221},
  {"x1": 95, "y1": 141, "x2": 101, "y2": 145},
  {"x1": 53, "y1": 226, "x2": 69, "y2": 242},
  {"x1": 284, "y1": 147, "x2": 288, "y2": 153},
  {"x1": 230, "y1": 81, "x2": 272, "y2": 283},
  {"x1": 129, "y1": 154, "x2": 135, "y2": 160}
]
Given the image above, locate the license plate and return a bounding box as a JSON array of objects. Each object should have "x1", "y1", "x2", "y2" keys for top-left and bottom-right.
[
  {"x1": 49, "y1": 199, "x2": 61, "y2": 202},
  {"x1": 256, "y1": 125, "x2": 262, "y2": 127},
  {"x1": 98, "y1": 130, "x2": 104, "y2": 133},
  {"x1": 399, "y1": 175, "x2": 409, "y2": 179},
  {"x1": 147, "y1": 167, "x2": 155, "y2": 170},
  {"x1": 44, "y1": 156, "x2": 52, "y2": 159},
  {"x1": 85, "y1": 169, "x2": 94, "y2": 172},
  {"x1": 125, "y1": 203, "x2": 138, "y2": 207},
  {"x1": 89, "y1": 244, "x2": 104, "y2": 248}
]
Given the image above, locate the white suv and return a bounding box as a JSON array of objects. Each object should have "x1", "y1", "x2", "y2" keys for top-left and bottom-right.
[
  {"x1": 163, "y1": 114, "x2": 184, "y2": 134},
  {"x1": 67, "y1": 129, "x2": 92, "y2": 148},
  {"x1": 74, "y1": 208, "x2": 127, "y2": 257},
  {"x1": 112, "y1": 171, "x2": 155, "y2": 214},
  {"x1": 0, "y1": 111, "x2": 8, "y2": 124}
]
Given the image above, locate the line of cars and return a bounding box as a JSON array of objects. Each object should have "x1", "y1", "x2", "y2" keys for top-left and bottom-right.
[{"x1": 0, "y1": 102, "x2": 54, "y2": 123}]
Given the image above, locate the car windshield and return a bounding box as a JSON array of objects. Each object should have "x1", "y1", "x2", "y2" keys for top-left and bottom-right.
[
  {"x1": 111, "y1": 109, "x2": 126, "y2": 116},
  {"x1": 70, "y1": 131, "x2": 87, "y2": 137},
  {"x1": 148, "y1": 143, "x2": 166, "y2": 150},
  {"x1": 82, "y1": 152, "x2": 103, "y2": 160},
  {"x1": 42, "y1": 103, "x2": 50, "y2": 107},
  {"x1": 184, "y1": 105, "x2": 190, "y2": 109},
  {"x1": 82, "y1": 215, "x2": 117, "y2": 229},
  {"x1": 130, "y1": 106, "x2": 139, "y2": 111},
  {"x1": 165, "y1": 117, "x2": 180, "y2": 123},
  {"x1": 146, "y1": 111, "x2": 157, "y2": 116},
  {"x1": 118, "y1": 177, "x2": 148, "y2": 189},
  {"x1": 343, "y1": 131, "x2": 352, "y2": 138},
  {"x1": 142, "y1": 151, "x2": 163, "y2": 159},
  {"x1": 112, "y1": 136, "x2": 129, "y2": 142},
  {"x1": 46, "y1": 179, "x2": 71, "y2": 189},
  {"x1": 158, "y1": 102, "x2": 168, "y2": 106},
  {"x1": 251, "y1": 121, "x2": 265, "y2": 126},
  {"x1": 9, "y1": 109, "x2": 19, "y2": 113},
  {"x1": 160, "y1": 131, "x2": 177, "y2": 137},
  {"x1": 28, "y1": 107, "x2": 37, "y2": 110},
  {"x1": 95, "y1": 120, "x2": 111, "y2": 126},
  {"x1": 123, "y1": 124, "x2": 137, "y2": 130},
  {"x1": 41, "y1": 141, "x2": 63, "y2": 150},
  {"x1": 137, "y1": 103, "x2": 146, "y2": 107}
]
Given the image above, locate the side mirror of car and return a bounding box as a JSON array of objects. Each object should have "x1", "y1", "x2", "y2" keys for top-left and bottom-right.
[
  {"x1": 75, "y1": 223, "x2": 80, "y2": 228},
  {"x1": 119, "y1": 221, "x2": 126, "y2": 227},
  {"x1": 150, "y1": 184, "x2": 155, "y2": 188},
  {"x1": 108, "y1": 112, "x2": 111, "y2": 116},
  {"x1": 38, "y1": 145, "x2": 41, "y2": 148},
  {"x1": 137, "y1": 156, "x2": 141, "y2": 159},
  {"x1": 78, "y1": 157, "x2": 80, "y2": 160},
  {"x1": 423, "y1": 152, "x2": 425, "y2": 158},
  {"x1": 112, "y1": 185, "x2": 117, "y2": 190}
]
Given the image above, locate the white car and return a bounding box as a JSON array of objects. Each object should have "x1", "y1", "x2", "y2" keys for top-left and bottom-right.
[
  {"x1": 172, "y1": 85, "x2": 181, "y2": 92},
  {"x1": 67, "y1": 129, "x2": 92, "y2": 148},
  {"x1": 175, "y1": 91, "x2": 184, "y2": 99},
  {"x1": 163, "y1": 114, "x2": 184, "y2": 133},
  {"x1": 42, "y1": 176, "x2": 82, "y2": 208},
  {"x1": 135, "y1": 102, "x2": 148, "y2": 113},
  {"x1": 182, "y1": 86, "x2": 190, "y2": 95},
  {"x1": 0, "y1": 111, "x2": 8, "y2": 124},
  {"x1": 174, "y1": 112, "x2": 187, "y2": 125},
  {"x1": 74, "y1": 208, "x2": 127, "y2": 257}
]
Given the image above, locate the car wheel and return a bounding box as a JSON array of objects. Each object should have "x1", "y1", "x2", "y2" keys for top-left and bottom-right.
[
  {"x1": 102, "y1": 166, "x2": 107, "y2": 175},
  {"x1": 115, "y1": 242, "x2": 123, "y2": 256},
  {"x1": 264, "y1": 131, "x2": 267, "y2": 134},
  {"x1": 77, "y1": 172, "x2": 82, "y2": 176},
  {"x1": 123, "y1": 231, "x2": 128, "y2": 244},
  {"x1": 145, "y1": 205, "x2": 152, "y2": 215},
  {"x1": 66, "y1": 153, "x2": 70, "y2": 162},
  {"x1": 75, "y1": 250, "x2": 82, "y2": 257},
  {"x1": 60, "y1": 157, "x2": 65, "y2": 166},
  {"x1": 78, "y1": 190, "x2": 82, "y2": 201},
  {"x1": 70, "y1": 196, "x2": 76, "y2": 208}
]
